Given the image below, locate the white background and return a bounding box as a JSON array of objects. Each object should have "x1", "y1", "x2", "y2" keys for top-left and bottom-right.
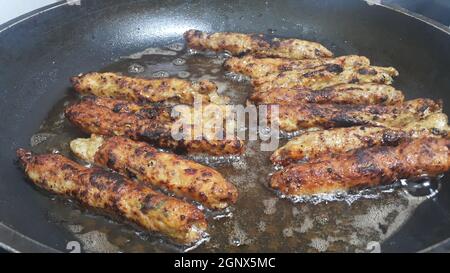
[{"x1": 0, "y1": 0, "x2": 59, "y2": 25}]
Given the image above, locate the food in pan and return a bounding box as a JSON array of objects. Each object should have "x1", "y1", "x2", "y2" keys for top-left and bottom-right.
[
  {"x1": 184, "y1": 29, "x2": 333, "y2": 59},
  {"x1": 224, "y1": 55, "x2": 370, "y2": 79},
  {"x1": 14, "y1": 28, "x2": 450, "y2": 252},
  {"x1": 271, "y1": 113, "x2": 449, "y2": 165},
  {"x1": 70, "y1": 135, "x2": 238, "y2": 210},
  {"x1": 273, "y1": 98, "x2": 442, "y2": 132},
  {"x1": 254, "y1": 64, "x2": 399, "y2": 92},
  {"x1": 270, "y1": 137, "x2": 450, "y2": 196},
  {"x1": 71, "y1": 72, "x2": 228, "y2": 105},
  {"x1": 64, "y1": 96, "x2": 245, "y2": 155},
  {"x1": 249, "y1": 83, "x2": 404, "y2": 105},
  {"x1": 16, "y1": 149, "x2": 207, "y2": 244}
]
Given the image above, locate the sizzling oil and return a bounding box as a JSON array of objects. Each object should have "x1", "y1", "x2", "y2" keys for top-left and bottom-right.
[{"x1": 29, "y1": 44, "x2": 438, "y2": 253}]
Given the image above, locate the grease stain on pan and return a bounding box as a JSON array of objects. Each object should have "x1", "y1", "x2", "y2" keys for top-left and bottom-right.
[
  {"x1": 127, "y1": 63, "x2": 145, "y2": 73},
  {"x1": 123, "y1": 47, "x2": 177, "y2": 59},
  {"x1": 74, "y1": 231, "x2": 120, "y2": 253}
]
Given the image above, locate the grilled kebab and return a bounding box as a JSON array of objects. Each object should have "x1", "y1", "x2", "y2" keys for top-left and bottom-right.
[
  {"x1": 184, "y1": 29, "x2": 333, "y2": 59},
  {"x1": 271, "y1": 113, "x2": 449, "y2": 165},
  {"x1": 270, "y1": 137, "x2": 450, "y2": 196},
  {"x1": 16, "y1": 149, "x2": 207, "y2": 244},
  {"x1": 254, "y1": 64, "x2": 399, "y2": 92},
  {"x1": 224, "y1": 55, "x2": 370, "y2": 79},
  {"x1": 250, "y1": 83, "x2": 404, "y2": 105},
  {"x1": 70, "y1": 135, "x2": 238, "y2": 210},
  {"x1": 272, "y1": 98, "x2": 442, "y2": 132},
  {"x1": 71, "y1": 72, "x2": 228, "y2": 105},
  {"x1": 64, "y1": 96, "x2": 244, "y2": 156}
]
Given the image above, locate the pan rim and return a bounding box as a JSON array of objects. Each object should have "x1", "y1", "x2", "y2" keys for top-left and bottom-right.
[
  {"x1": 375, "y1": 1, "x2": 450, "y2": 35},
  {"x1": 0, "y1": 0, "x2": 449, "y2": 253},
  {"x1": 1, "y1": 0, "x2": 449, "y2": 36},
  {"x1": 0, "y1": 222, "x2": 60, "y2": 253},
  {"x1": 0, "y1": 1, "x2": 68, "y2": 33}
]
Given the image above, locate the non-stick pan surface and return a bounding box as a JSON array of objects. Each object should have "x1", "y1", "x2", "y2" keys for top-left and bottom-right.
[{"x1": 1, "y1": 0, "x2": 450, "y2": 252}]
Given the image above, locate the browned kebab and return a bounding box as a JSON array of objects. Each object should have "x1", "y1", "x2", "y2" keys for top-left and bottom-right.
[
  {"x1": 64, "y1": 96, "x2": 245, "y2": 156},
  {"x1": 271, "y1": 98, "x2": 442, "y2": 132},
  {"x1": 70, "y1": 135, "x2": 238, "y2": 210},
  {"x1": 224, "y1": 55, "x2": 370, "y2": 79},
  {"x1": 71, "y1": 72, "x2": 228, "y2": 105},
  {"x1": 270, "y1": 137, "x2": 450, "y2": 196},
  {"x1": 249, "y1": 83, "x2": 404, "y2": 105},
  {"x1": 271, "y1": 113, "x2": 449, "y2": 165},
  {"x1": 253, "y1": 64, "x2": 398, "y2": 92},
  {"x1": 184, "y1": 29, "x2": 333, "y2": 59},
  {"x1": 16, "y1": 149, "x2": 208, "y2": 244}
]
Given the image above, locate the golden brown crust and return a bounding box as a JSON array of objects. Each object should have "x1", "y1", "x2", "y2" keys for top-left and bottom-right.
[
  {"x1": 272, "y1": 98, "x2": 442, "y2": 132},
  {"x1": 224, "y1": 55, "x2": 370, "y2": 78},
  {"x1": 254, "y1": 64, "x2": 399, "y2": 92},
  {"x1": 70, "y1": 135, "x2": 238, "y2": 210},
  {"x1": 16, "y1": 149, "x2": 207, "y2": 244},
  {"x1": 71, "y1": 72, "x2": 228, "y2": 105},
  {"x1": 270, "y1": 138, "x2": 450, "y2": 196},
  {"x1": 271, "y1": 113, "x2": 449, "y2": 165},
  {"x1": 250, "y1": 83, "x2": 404, "y2": 105},
  {"x1": 64, "y1": 96, "x2": 245, "y2": 155},
  {"x1": 184, "y1": 29, "x2": 333, "y2": 59}
]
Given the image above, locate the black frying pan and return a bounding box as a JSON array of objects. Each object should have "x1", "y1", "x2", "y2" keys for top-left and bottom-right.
[{"x1": 1, "y1": 0, "x2": 450, "y2": 253}]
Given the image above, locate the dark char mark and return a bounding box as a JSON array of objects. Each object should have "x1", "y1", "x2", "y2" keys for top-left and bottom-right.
[{"x1": 89, "y1": 168, "x2": 126, "y2": 192}]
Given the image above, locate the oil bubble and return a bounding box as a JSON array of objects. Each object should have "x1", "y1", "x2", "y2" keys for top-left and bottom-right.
[
  {"x1": 128, "y1": 63, "x2": 145, "y2": 73},
  {"x1": 151, "y1": 71, "x2": 169, "y2": 78},
  {"x1": 30, "y1": 133, "x2": 56, "y2": 146},
  {"x1": 172, "y1": 58, "x2": 186, "y2": 66},
  {"x1": 166, "y1": 43, "x2": 184, "y2": 52},
  {"x1": 401, "y1": 175, "x2": 442, "y2": 198},
  {"x1": 177, "y1": 71, "x2": 190, "y2": 78}
]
